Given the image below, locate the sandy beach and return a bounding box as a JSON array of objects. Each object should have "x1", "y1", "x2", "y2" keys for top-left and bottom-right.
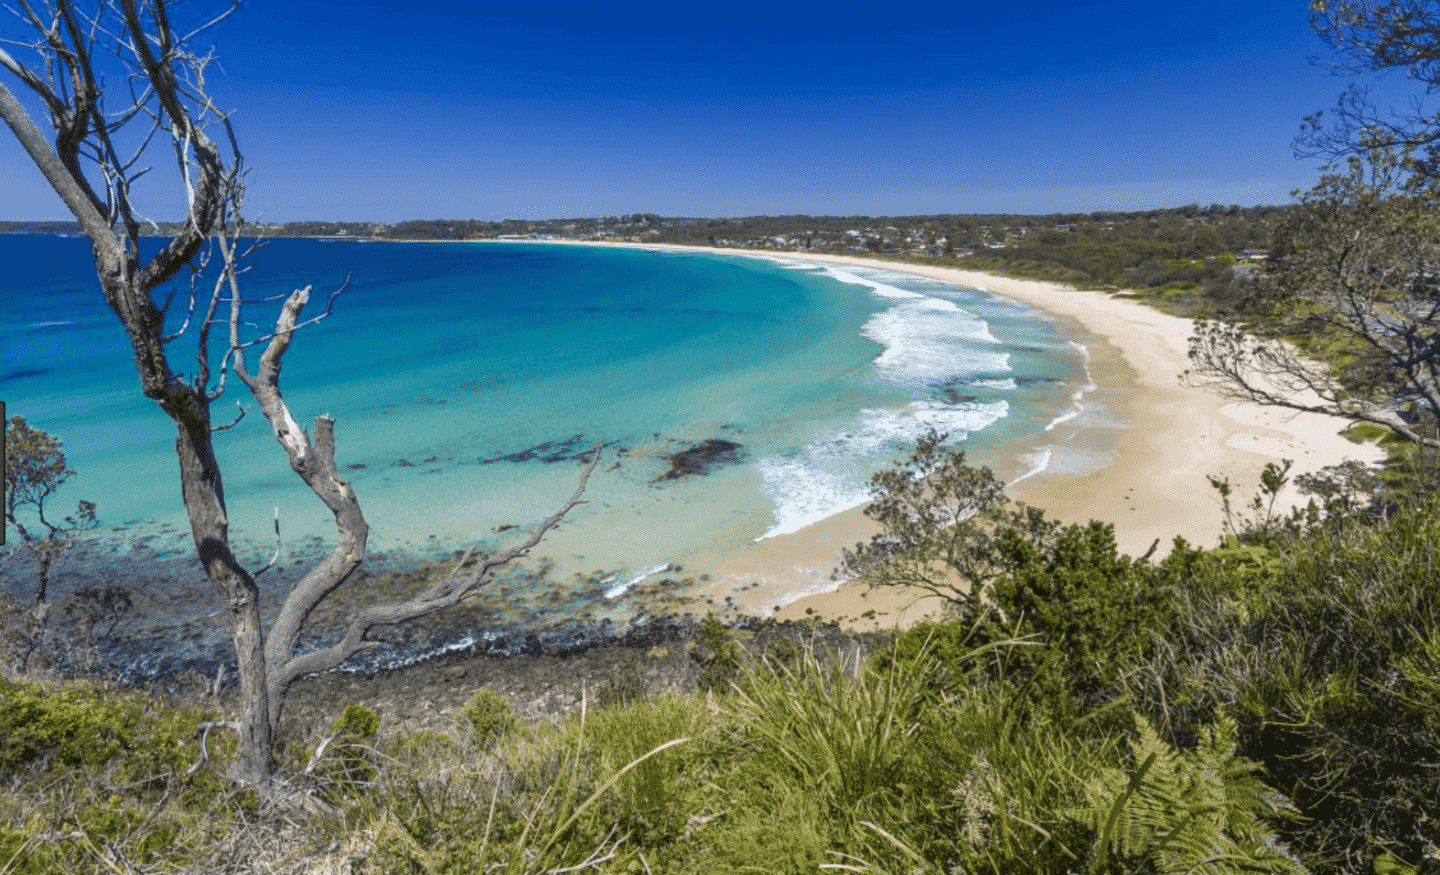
[{"x1": 522, "y1": 241, "x2": 1387, "y2": 630}]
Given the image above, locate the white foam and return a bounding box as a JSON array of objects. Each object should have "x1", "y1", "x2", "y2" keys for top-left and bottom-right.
[
  {"x1": 1045, "y1": 342, "x2": 1097, "y2": 431},
  {"x1": 966, "y1": 378, "x2": 1018, "y2": 390},
  {"x1": 755, "y1": 400, "x2": 1009, "y2": 539},
  {"x1": 816, "y1": 265, "x2": 928, "y2": 300},
  {"x1": 770, "y1": 262, "x2": 1012, "y2": 391},
  {"x1": 1045, "y1": 408, "x2": 1081, "y2": 431},
  {"x1": 863, "y1": 300, "x2": 1009, "y2": 388},
  {"x1": 602, "y1": 563, "x2": 669, "y2": 599},
  {"x1": 1008, "y1": 449, "x2": 1052, "y2": 486}
]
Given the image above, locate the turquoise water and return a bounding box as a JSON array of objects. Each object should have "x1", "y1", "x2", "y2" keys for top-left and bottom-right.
[{"x1": 2, "y1": 236, "x2": 1121, "y2": 657}]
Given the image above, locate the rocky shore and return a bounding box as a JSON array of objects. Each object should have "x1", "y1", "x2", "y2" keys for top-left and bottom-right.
[{"x1": 3, "y1": 538, "x2": 888, "y2": 754}]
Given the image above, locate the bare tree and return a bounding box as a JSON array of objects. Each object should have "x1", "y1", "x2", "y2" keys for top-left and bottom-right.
[
  {"x1": 1301, "y1": 0, "x2": 1440, "y2": 179},
  {"x1": 1186, "y1": 147, "x2": 1440, "y2": 451},
  {"x1": 1187, "y1": 4, "x2": 1440, "y2": 453},
  {"x1": 1, "y1": 0, "x2": 598, "y2": 791}
]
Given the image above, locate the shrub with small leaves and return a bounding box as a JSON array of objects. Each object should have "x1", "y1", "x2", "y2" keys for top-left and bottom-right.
[
  {"x1": 312, "y1": 704, "x2": 381, "y2": 792},
  {"x1": 690, "y1": 613, "x2": 743, "y2": 693},
  {"x1": 460, "y1": 688, "x2": 518, "y2": 747}
]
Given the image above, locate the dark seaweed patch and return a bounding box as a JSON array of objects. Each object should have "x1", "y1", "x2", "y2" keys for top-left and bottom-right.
[
  {"x1": 653, "y1": 439, "x2": 743, "y2": 482},
  {"x1": 479, "y1": 434, "x2": 588, "y2": 464},
  {"x1": 937, "y1": 388, "x2": 980, "y2": 405}
]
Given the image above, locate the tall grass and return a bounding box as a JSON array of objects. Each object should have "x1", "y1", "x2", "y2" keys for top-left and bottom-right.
[{"x1": 5, "y1": 484, "x2": 1436, "y2": 875}]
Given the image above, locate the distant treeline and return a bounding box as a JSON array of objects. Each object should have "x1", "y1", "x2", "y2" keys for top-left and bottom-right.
[{"x1": 1, "y1": 205, "x2": 1289, "y2": 314}]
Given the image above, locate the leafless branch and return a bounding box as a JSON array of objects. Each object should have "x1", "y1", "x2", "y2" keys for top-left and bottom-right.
[
  {"x1": 272, "y1": 447, "x2": 604, "y2": 689},
  {"x1": 251, "y1": 504, "x2": 280, "y2": 579},
  {"x1": 210, "y1": 399, "x2": 244, "y2": 431}
]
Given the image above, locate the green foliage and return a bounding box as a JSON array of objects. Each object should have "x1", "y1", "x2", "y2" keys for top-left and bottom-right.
[
  {"x1": 728, "y1": 640, "x2": 927, "y2": 835},
  {"x1": 985, "y1": 520, "x2": 1177, "y2": 712},
  {"x1": 332, "y1": 702, "x2": 381, "y2": 739},
  {"x1": 1144, "y1": 480, "x2": 1440, "y2": 874},
  {"x1": 459, "y1": 688, "x2": 519, "y2": 747},
  {"x1": 577, "y1": 694, "x2": 712, "y2": 844},
  {"x1": 0, "y1": 679, "x2": 136, "y2": 773},
  {"x1": 3, "y1": 417, "x2": 87, "y2": 539},
  {"x1": 1067, "y1": 712, "x2": 1306, "y2": 875},
  {"x1": 387, "y1": 728, "x2": 460, "y2": 765},
  {"x1": 1225, "y1": 498, "x2": 1440, "y2": 873},
  {"x1": 359, "y1": 703, "x2": 691, "y2": 875},
  {"x1": 0, "y1": 680, "x2": 239, "y2": 874},
  {"x1": 3, "y1": 417, "x2": 99, "y2": 608},
  {"x1": 311, "y1": 703, "x2": 382, "y2": 795},
  {"x1": 854, "y1": 434, "x2": 1179, "y2": 717},
  {"x1": 690, "y1": 612, "x2": 744, "y2": 693},
  {"x1": 840, "y1": 429, "x2": 1061, "y2": 608}
]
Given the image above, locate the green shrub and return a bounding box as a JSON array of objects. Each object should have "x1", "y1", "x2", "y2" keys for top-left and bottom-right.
[
  {"x1": 690, "y1": 613, "x2": 744, "y2": 693},
  {"x1": 331, "y1": 702, "x2": 380, "y2": 739},
  {"x1": 459, "y1": 688, "x2": 519, "y2": 747},
  {"x1": 0, "y1": 679, "x2": 133, "y2": 774},
  {"x1": 983, "y1": 520, "x2": 1179, "y2": 713},
  {"x1": 312, "y1": 703, "x2": 382, "y2": 794},
  {"x1": 1210, "y1": 497, "x2": 1440, "y2": 874}
]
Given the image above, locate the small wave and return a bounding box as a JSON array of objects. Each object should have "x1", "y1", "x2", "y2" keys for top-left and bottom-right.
[
  {"x1": 864, "y1": 300, "x2": 1009, "y2": 389},
  {"x1": 1045, "y1": 342, "x2": 1098, "y2": 431},
  {"x1": 603, "y1": 563, "x2": 669, "y2": 599},
  {"x1": 755, "y1": 400, "x2": 1009, "y2": 539},
  {"x1": 1045, "y1": 408, "x2": 1081, "y2": 431},
  {"x1": 818, "y1": 264, "x2": 927, "y2": 300},
  {"x1": 761, "y1": 262, "x2": 1012, "y2": 390},
  {"x1": 958, "y1": 377, "x2": 1018, "y2": 391},
  {"x1": 1008, "y1": 449, "x2": 1052, "y2": 486},
  {"x1": 27, "y1": 320, "x2": 74, "y2": 328}
]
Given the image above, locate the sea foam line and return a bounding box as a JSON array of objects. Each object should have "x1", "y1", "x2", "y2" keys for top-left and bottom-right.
[
  {"x1": 1008, "y1": 449, "x2": 1053, "y2": 487},
  {"x1": 1044, "y1": 341, "x2": 1097, "y2": 431},
  {"x1": 755, "y1": 400, "x2": 1009, "y2": 540},
  {"x1": 603, "y1": 563, "x2": 670, "y2": 599}
]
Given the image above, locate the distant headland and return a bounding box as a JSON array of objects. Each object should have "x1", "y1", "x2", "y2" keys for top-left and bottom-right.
[{"x1": 0, "y1": 204, "x2": 1284, "y2": 301}]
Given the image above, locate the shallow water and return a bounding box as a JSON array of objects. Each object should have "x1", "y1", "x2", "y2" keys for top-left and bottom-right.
[{"x1": 1, "y1": 237, "x2": 1124, "y2": 676}]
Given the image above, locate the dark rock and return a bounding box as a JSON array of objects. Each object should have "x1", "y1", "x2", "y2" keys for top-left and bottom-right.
[
  {"x1": 479, "y1": 434, "x2": 586, "y2": 464},
  {"x1": 653, "y1": 439, "x2": 743, "y2": 482}
]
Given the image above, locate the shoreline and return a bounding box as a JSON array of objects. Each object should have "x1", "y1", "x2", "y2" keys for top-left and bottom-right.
[
  {"x1": 7, "y1": 237, "x2": 1389, "y2": 679},
  {"x1": 482, "y1": 240, "x2": 1386, "y2": 629}
]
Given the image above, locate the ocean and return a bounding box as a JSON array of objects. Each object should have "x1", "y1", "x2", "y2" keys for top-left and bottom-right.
[{"x1": 1, "y1": 236, "x2": 1123, "y2": 673}]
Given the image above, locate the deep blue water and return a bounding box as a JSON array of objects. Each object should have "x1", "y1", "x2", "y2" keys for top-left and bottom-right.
[{"x1": 2, "y1": 235, "x2": 1122, "y2": 665}]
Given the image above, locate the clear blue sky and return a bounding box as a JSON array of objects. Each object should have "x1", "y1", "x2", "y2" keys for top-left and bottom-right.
[{"x1": 0, "y1": 0, "x2": 1402, "y2": 222}]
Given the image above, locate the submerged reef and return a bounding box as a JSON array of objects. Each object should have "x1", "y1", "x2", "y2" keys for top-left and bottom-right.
[{"x1": 654, "y1": 439, "x2": 743, "y2": 481}]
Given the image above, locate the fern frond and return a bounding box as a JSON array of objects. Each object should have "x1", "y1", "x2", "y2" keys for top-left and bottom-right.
[{"x1": 1063, "y1": 711, "x2": 1309, "y2": 875}]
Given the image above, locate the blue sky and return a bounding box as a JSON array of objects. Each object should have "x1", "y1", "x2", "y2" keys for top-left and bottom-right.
[{"x1": 0, "y1": 1, "x2": 1402, "y2": 222}]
